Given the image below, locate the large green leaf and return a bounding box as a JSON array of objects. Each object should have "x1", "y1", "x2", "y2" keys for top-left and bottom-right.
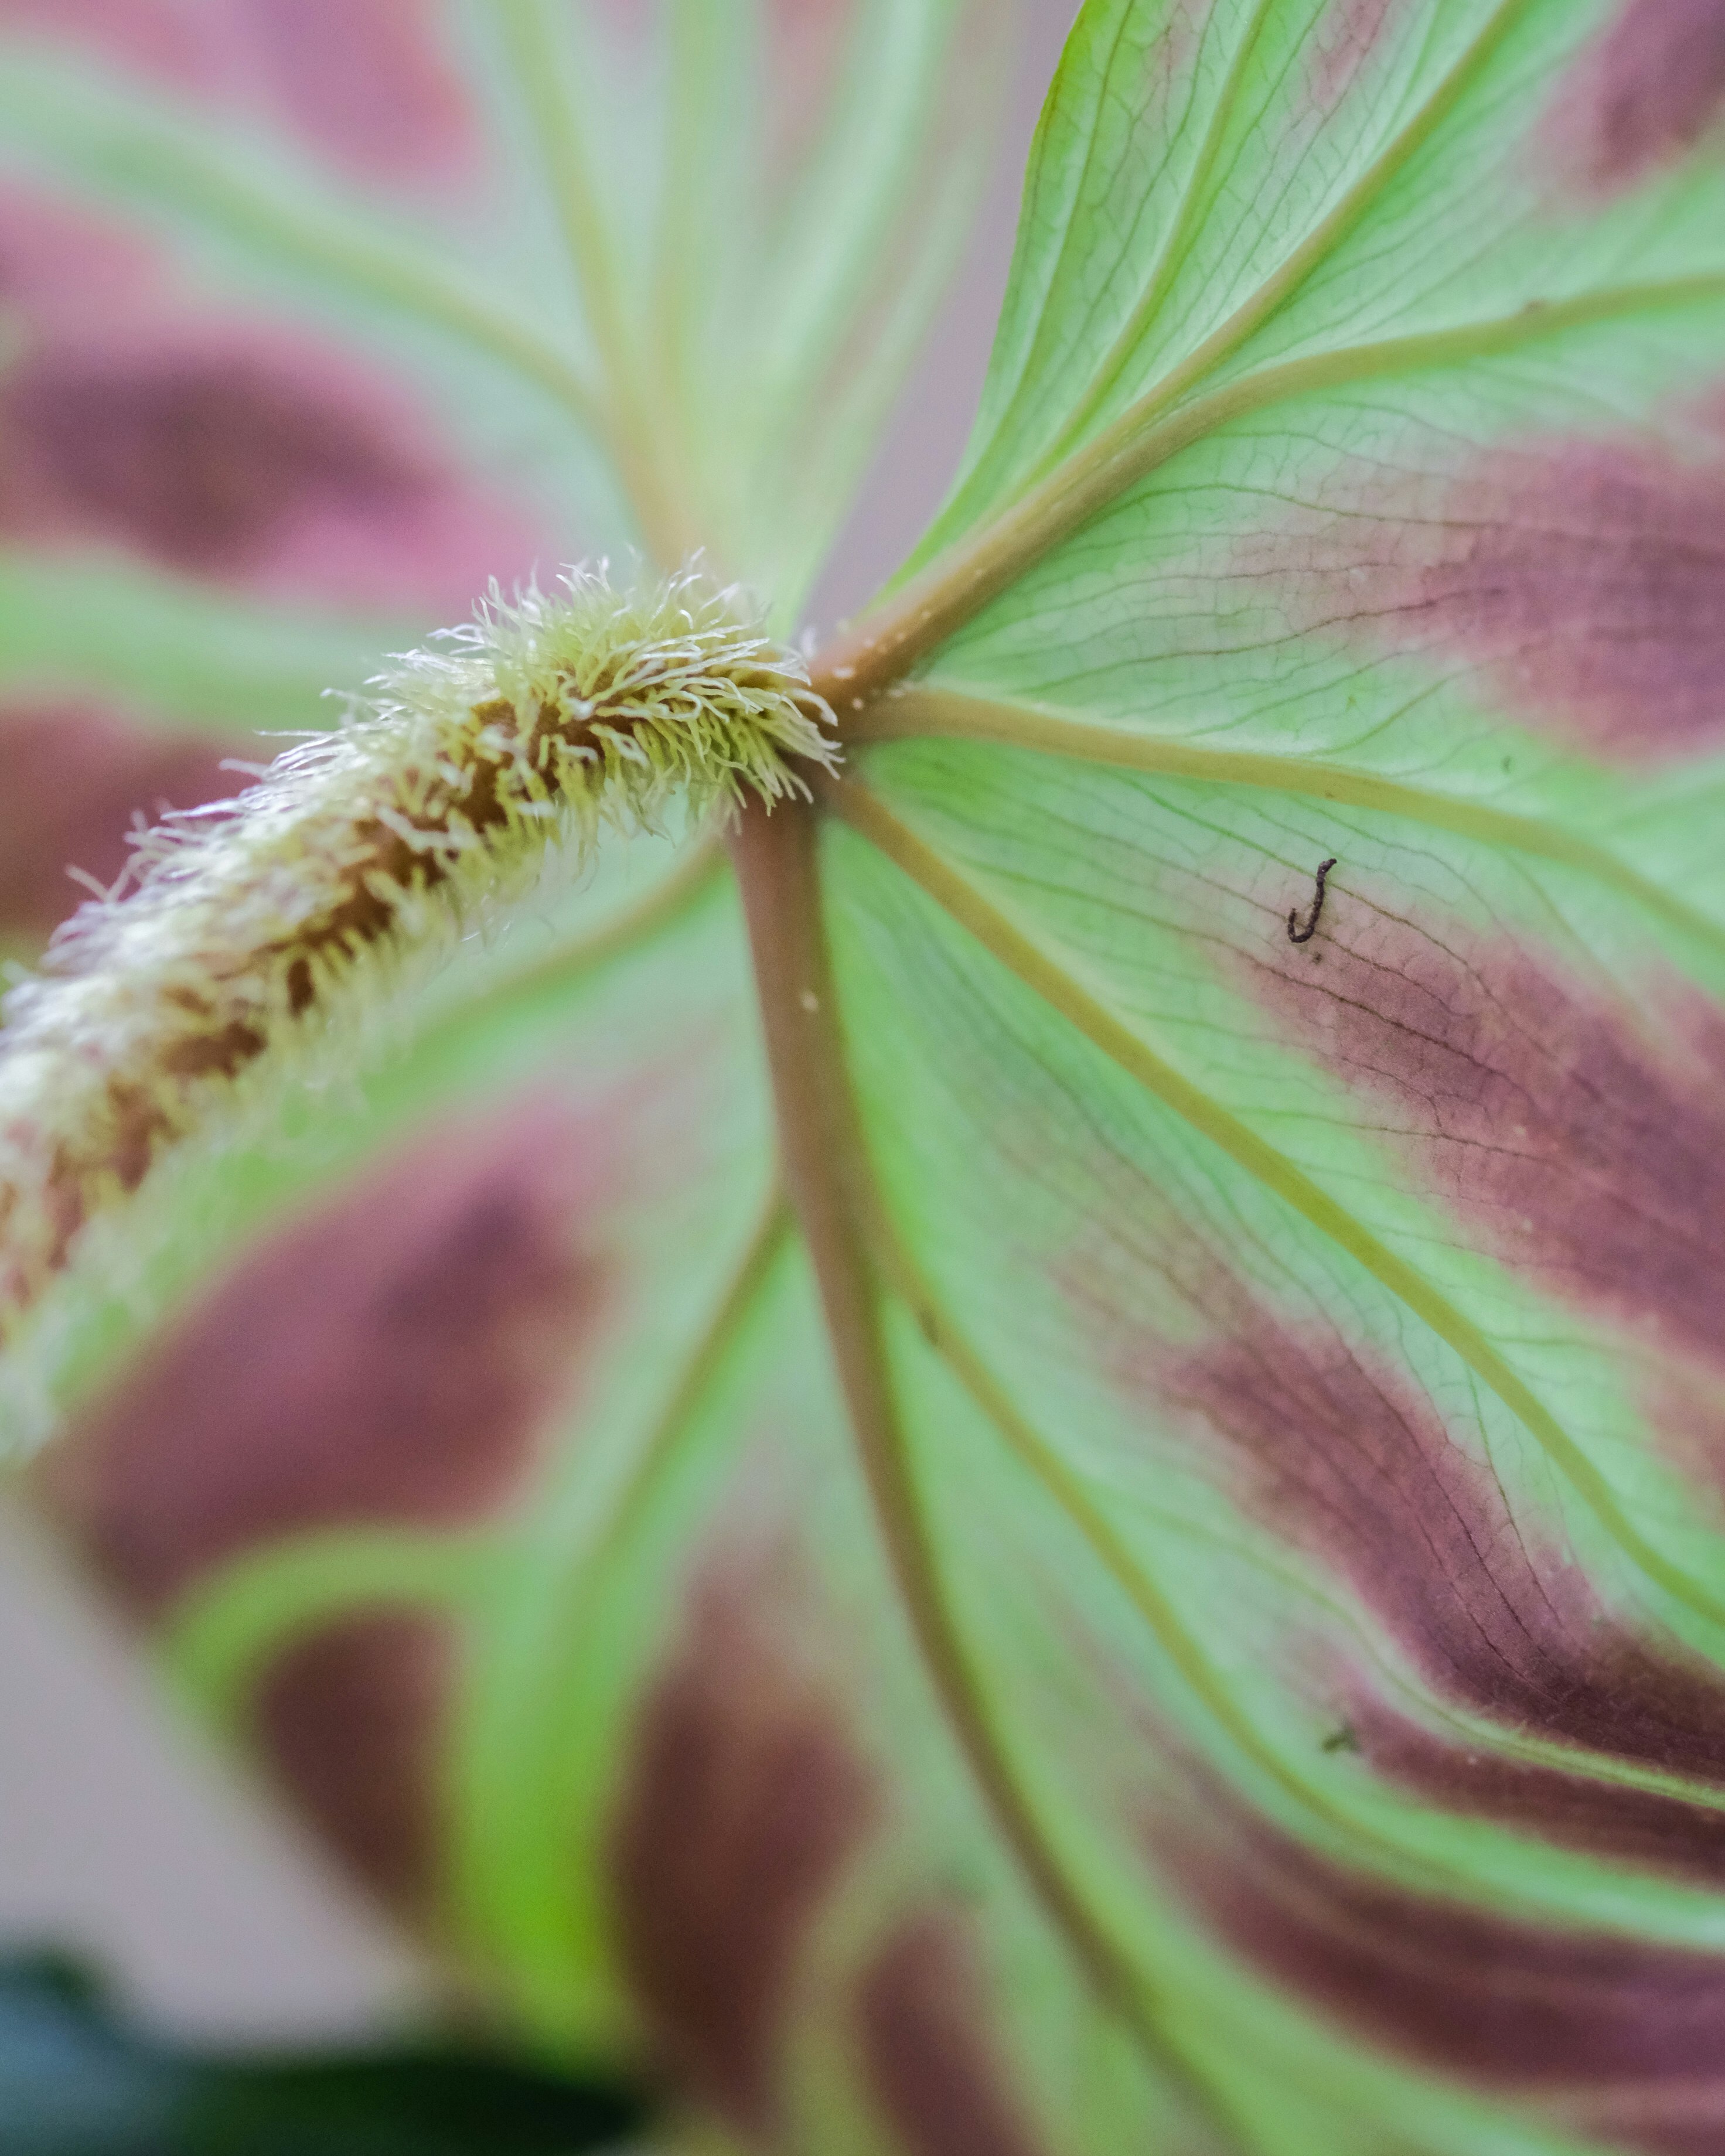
[{"x1": 8, "y1": 3, "x2": 1725, "y2": 2154}]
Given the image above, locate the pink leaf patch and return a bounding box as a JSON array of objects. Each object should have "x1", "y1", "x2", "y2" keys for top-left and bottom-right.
[
  {"x1": 608, "y1": 1560, "x2": 876, "y2": 2133},
  {"x1": 1307, "y1": 0, "x2": 1402, "y2": 113},
  {"x1": 0, "y1": 0, "x2": 217, "y2": 88},
  {"x1": 1250, "y1": 903, "x2": 1725, "y2": 1374},
  {"x1": 0, "y1": 189, "x2": 162, "y2": 351},
  {"x1": 1229, "y1": 427, "x2": 1725, "y2": 759},
  {"x1": 1541, "y1": 0, "x2": 1725, "y2": 198},
  {"x1": 0, "y1": 701, "x2": 241, "y2": 940},
  {"x1": 253, "y1": 1608, "x2": 455, "y2": 1919},
  {"x1": 0, "y1": 0, "x2": 477, "y2": 186},
  {"x1": 236, "y1": 0, "x2": 476, "y2": 186},
  {"x1": 858, "y1": 1912, "x2": 1050, "y2": 2156},
  {"x1": 39, "y1": 1095, "x2": 611, "y2": 1615},
  {"x1": 0, "y1": 329, "x2": 543, "y2": 616}
]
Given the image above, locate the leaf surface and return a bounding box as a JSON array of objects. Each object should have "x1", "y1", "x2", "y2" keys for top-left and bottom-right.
[
  {"x1": 10, "y1": 5, "x2": 1725, "y2": 2155},
  {"x1": 0, "y1": 0, "x2": 1001, "y2": 943},
  {"x1": 809, "y1": 2, "x2": 1725, "y2": 2145}
]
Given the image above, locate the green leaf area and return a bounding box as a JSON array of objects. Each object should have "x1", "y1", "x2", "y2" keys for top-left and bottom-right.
[
  {"x1": 7, "y1": 3, "x2": 1725, "y2": 2155},
  {"x1": 0, "y1": 1954, "x2": 644, "y2": 2155}
]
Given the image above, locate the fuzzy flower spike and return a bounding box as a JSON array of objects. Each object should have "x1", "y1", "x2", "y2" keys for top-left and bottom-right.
[{"x1": 0, "y1": 564, "x2": 836, "y2": 1417}]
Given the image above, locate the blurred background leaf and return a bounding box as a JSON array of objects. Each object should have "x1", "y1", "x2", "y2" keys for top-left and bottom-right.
[{"x1": 0, "y1": 1952, "x2": 647, "y2": 2154}]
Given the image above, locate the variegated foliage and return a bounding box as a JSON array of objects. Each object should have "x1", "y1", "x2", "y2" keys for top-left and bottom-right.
[{"x1": 5, "y1": 5, "x2": 1725, "y2": 2154}]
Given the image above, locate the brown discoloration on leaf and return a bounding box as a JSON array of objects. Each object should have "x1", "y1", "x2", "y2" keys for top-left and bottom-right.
[
  {"x1": 1542, "y1": 0, "x2": 1725, "y2": 196},
  {"x1": 1159, "y1": 1304, "x2": 1725, "y2": 1780},
  {"x1": 0, "y1": 703, "x2": 241, "y2": 940},
  {"x1": 254, "y1": 1609, "x2": 452, "y2": 1918},
  {"x1": 41, "y1": 1098, "x2": 607, "y2": 1615},
  {"x1": 1253, "y1": 906, "x2": 1725, "y2": 1372},
  {"x1": 859, "y1": 1913, "x2": 1049, "y2": 2156},
  {"x1": 608, "y1": 1564, "x2": 875, "y2": 2134},
  {"x1": 0, "y1": 193, "x2": 545, "y2": 613},
  {"x1": 1066, "y1": 1181, "x2": 1725, "y2": 1787},
  {"x1": 1233, "y1": 431, "x2": 1725, "y2": 758},
  {"x1": 0, "y1": 344, "x2": 432, "y2": 578},
  {"x1": 1175, "y1": 1802, "x2": 1725, "y2": 2135},
  {"x1": 1356, "y1": 1701, "x2": 1725, "y2": 1887}
]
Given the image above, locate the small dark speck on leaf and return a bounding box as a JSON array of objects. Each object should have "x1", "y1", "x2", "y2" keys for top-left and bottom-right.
[
  {"x1": 1287, "y1": 858, "x2": 1338, "y2": 946},
  {"x1": 1321, "y1": 1723, "x2": 1358, "y2": 1755}
]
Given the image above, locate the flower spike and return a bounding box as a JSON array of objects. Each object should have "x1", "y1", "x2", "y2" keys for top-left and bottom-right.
[{"x1": 0, "y1": 564, "x2": 836, "y2": 1442}]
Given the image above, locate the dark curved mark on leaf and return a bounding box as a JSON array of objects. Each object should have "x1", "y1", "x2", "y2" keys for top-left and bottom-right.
[
  {"x1": 1286, "y1": 857, "x2": 1337, "y2": 945},
  {"x1": 253, "y1": 1611, "x2": 454, "y2": 1921},
  {"x1": 607, "y1": 1562, "x2": 876, "y2": 2135},
  {"x1": 1542, "y1": 0, "x2": 1725, "y2": 197},
  {"x1": 858, "y1": 1912, "x2": 1051, "y2": 2156},
  {"x1": 1252, "y1": 908, "x2": 1725, "y2": 1377},
  {"x1": 0, "y1": 702, "x2": 242, "y2": 941},
  {"x1": 39, "y1": 1098, "x2": 610, "y2": 1614}
]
